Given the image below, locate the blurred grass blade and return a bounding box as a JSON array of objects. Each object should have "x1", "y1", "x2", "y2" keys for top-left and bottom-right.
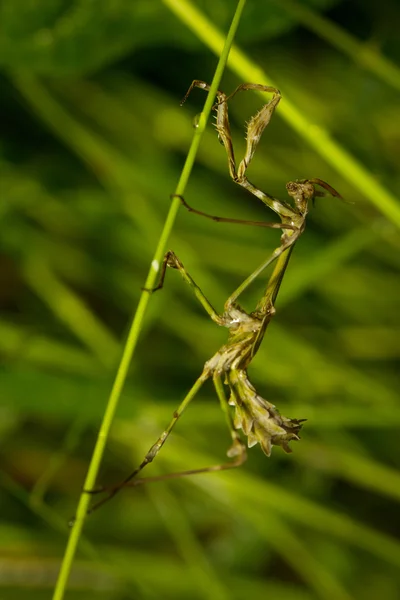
[
  {"x1": 0, "y1": 470, "x2": 96, "y2": 559},
  {"x1": 148, "y1": 484, "x2": 229, "y2": 600},
  {"x1": 276, "y1": 0, "x2": 400, "y2": 92},
  {"x1": 30, "y1": 416, "x2": 88, "y2": 507},
  {"x1": 0, "y1": 320, "x2": 101, "y2": 375},
  {"x1": 249, "y1": 511, "x2": 353, "y2": 600},
  {"x1": 23, "y1": 255, "x2": 119, "y2": 369},
  {"x1": 162, "y1": 444, "x2": 400, "y2": 567},
  {"x1": 299, "y1": 442, "x2": 400, "y2": 503},
  {"x1": 279, "y1": 220, "x2": 397, "y2": 306}
]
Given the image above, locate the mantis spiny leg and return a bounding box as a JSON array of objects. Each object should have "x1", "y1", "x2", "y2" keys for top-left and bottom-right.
[
  {"x1": 180, "y1": 80, "x2": 304, "y2": 310},
  {"x1": 182, "y1": 80, "x2": 294, "y2": 220}
]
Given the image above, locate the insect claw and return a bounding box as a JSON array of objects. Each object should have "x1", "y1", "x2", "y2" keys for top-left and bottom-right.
[{"x1": 308, "y1": 178, "x2": 343, "y2": 199}]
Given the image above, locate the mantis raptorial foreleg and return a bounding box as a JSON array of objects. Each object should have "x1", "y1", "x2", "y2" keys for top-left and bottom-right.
[{"x1": 181, "y1": 80, "x2": 294, "y2": 220}]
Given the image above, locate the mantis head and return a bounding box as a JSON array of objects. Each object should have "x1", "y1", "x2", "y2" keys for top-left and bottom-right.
[{"x1": 286, "y1": 178, "x2": 343, "y2": 215}]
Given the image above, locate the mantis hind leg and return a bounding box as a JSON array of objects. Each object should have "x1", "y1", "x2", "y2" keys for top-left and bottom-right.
[
  {"x1": 84, "y1": 372, "x2": 246, "y2": 515},
  {"x1": 125, "y1": 373, "x2": 246, "y2": 486},
  {"x1": 84, "y1": 374, "x2": 208, "y2": 515}
]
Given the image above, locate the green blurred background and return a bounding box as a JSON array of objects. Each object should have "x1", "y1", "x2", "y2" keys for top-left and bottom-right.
[{"x1": 1, "y1": 1, "x2": 400, "y2": 599}]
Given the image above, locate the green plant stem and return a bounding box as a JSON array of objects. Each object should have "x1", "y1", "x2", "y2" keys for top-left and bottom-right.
[
  {"x1": 276, "y1": 0, "x2": 400, "y2": 92},
  {"x1": 52, "y1": 1, "x2": 247, "y2": 598},
  {"x1": 168, "y1": 0, "x2": 400, "y2": 228}
]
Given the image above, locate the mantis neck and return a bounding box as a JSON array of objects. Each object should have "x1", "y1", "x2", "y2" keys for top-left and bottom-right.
[
  {"x1": 256, "y1": 243, "x2": 295, "y2": 314},
  {"x1": 249, "y1": 243, "x2": 296, "y2": 360}
]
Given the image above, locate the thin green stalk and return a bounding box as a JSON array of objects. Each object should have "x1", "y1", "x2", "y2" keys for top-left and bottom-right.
[
  {"x1": 52, "y1": 1, "x2": 247, "y2": 598},
  {"x1": 168, "y1": 0, "x2": 400, "y2": 228}
]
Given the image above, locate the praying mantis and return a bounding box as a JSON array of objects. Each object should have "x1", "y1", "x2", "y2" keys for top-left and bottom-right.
[{"x1": 86, "y1": 80, "x2": 342, "y2": 514}]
